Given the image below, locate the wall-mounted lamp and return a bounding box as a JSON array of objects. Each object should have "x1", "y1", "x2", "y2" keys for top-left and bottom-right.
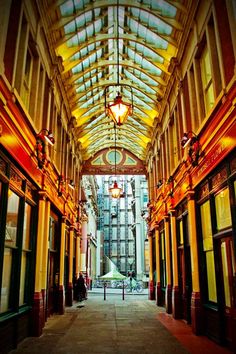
[
  {"x1": 57, "y1": 176, "x2": 75, "y2": 196},
  {"x1": 58, "y1": 175, "x2": 65, "y2": 196},
  {"x1": 35, "y1": 129, "x2": 55, "y2": 169},
  {"x1": 37, "y1": 129, "x2": 55, "y2": 146},
  {"x1": 181, "y1": 131, "x2": 201, "y2": 167}
]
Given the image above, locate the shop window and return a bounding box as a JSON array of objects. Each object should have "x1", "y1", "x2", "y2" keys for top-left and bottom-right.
[
  {"x1": 200, "y1": 45, "x2": 214, "y2": 114},
  {"x1": 19, "y1": 202, "x2": 32, "y2": 306},
  {"x1": 1, "y1": 248, "x2": 13, "y2": 313},
  {"x1": 221, "y1": 242, "x2": 231, "y2": 307},
  {"x1": 1, "y1": 191, "x2": 20, "y2": 313},
  {"x1": 215, "y1": 188, "x2": 232, "y2": 231},
  {"x1": 49, "y1": 216, "x2": 57, "y2": 251},
  {"x1": 5, "y1": 191, "x2": 19, "y2": 247},
  {"x1": 160, "y1": 231, "x2": 166, "y2": 288},
  {"x1": 200, "y1": 201, "x2": 217, "y2": 302}
]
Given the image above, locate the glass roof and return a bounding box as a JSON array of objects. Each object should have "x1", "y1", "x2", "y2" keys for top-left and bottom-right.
[{"x1": 49, "y1": 0, "x2": 188, "y2": 161}]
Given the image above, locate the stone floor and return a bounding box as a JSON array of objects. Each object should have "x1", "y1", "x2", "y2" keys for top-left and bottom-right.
[{"x1": 9, "y1": 292, "x2": 232, "y2": 354}]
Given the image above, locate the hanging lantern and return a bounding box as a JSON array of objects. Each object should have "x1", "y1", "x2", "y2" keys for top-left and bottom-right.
[
  {"x1": 109, "y1": 180, "x2": 122, "y2": 198},
  {"x1": 107, "y1": 92, "x2": 132, "y2": 126}
]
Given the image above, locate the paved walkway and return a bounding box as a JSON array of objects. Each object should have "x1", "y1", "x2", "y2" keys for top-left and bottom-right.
[{"x1": 9, "y1": 292, "x2": 231, "y2": 354}]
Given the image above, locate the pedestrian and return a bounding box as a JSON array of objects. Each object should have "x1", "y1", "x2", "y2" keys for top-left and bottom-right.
[{"x1": 77, "y1": 272, "x2": 86, "y2": 302}]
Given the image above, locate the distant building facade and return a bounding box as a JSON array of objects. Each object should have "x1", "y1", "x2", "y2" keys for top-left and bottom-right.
[{"x1": 97, "y1": 175, "x2": 148, "y2": 279}]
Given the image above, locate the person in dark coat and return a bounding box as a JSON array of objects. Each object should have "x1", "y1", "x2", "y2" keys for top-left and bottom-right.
[{"x1": 77, "y1": 272, "x2": 86, "y2": 302}]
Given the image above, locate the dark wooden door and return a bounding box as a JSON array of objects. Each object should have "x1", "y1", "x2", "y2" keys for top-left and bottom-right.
[
  {"x1": 178, "y1": 245, "x2": 192, "y2": 323},
  {"x1": 47, "y1": 252, "x2": 56, "y2": 317}
]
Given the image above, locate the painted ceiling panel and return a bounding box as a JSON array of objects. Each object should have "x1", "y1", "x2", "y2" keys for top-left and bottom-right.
[{"x1": 48, "y1": 0, "x2": 189, "y2": 162}]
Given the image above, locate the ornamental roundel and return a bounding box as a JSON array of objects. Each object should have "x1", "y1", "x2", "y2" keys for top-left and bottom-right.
[{"x1": 106, "y1": 149, "x2": 122, "y2": 165}]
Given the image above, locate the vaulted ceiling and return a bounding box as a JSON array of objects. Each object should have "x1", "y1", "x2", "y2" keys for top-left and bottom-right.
[{"x1": 45, "y1": 0, "x2": 191, "y2": 163}]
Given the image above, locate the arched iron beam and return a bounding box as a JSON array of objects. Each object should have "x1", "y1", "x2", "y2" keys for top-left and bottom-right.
[
  {"x1": 56, "y1": 33, "x2": 176, "y2": 63},
  {"x1": 64, "y1": 59, "x2": 167, "y2": 88},
  {"x1": 69, "y1": 80, "x2": 158, "y2": 105}
]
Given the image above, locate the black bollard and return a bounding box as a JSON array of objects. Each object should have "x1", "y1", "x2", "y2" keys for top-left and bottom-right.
[{"x1": 104, "y1": 281, "x2": 106, "y2": 301}]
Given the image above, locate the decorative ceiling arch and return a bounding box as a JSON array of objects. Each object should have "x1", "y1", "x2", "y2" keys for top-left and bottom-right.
[
  {"x1": 45, "y1": 0, "x2": 191, "y2": 169},
  {"x1": 81, "y1": 147, "x2": 146, "y2": 175}
]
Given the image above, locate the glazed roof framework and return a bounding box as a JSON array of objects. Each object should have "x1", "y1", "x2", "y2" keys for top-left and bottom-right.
[{"x1": 48, "y1": 0, "x2": 189, "y2": 163}]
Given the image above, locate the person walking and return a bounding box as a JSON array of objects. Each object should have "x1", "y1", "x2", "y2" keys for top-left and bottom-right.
[{"x1": 76, "y1": 272, "x2": 86, "y2": 302}]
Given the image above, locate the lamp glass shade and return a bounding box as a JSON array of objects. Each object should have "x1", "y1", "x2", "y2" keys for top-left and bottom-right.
[
  {"x1": 181, "y1": 133, "x2": 191, "y2": 148},
  {"x1": 44, "y1": 134, "x2": 55, "y2": 146},
  {"x1": 68, "y1": 180, "x2": 75, "y2": 190},
  {"x1": 108, "y1": 94, "x2": 132, "y2": 125},
  {"x1": 109, "y1": 181, "x2": 122, "y2": 198}
]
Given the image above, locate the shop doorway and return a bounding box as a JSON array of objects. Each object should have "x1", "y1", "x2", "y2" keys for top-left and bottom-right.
[{"x1": 177, "y1": 213, "x2": 192, "y2": 323}]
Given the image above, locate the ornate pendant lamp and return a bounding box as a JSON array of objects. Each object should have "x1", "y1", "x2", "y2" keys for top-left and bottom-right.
[
  {"x1": 104, "y1": 0, "x2": 133, "y2": 126},
  {"x1": 109, "y1": 125, "x2": 122, "y2": 198}
]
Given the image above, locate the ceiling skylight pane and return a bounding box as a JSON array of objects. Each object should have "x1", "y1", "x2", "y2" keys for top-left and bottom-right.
[
  {"x1": 129, "y1": 41, "x2": 164, "y2": 63},
  {"x1": 133, "y1": 69, "x2": 159, "y2": 86},
  {"x1": 130, "y1": 8, "x2": 173, "y2": 35},
  {"x1": 151, "y1": 0, "x2": 177, "y2": 17},
  {"x1": 60, "y1": 1, "x2": 74, "y2": 16},
  {"x1": 124, "y1": 70, "x2": 155, "y2": 94},
  {"x1": 127, "y1": 47, "x2": 162, "y2": 76}
]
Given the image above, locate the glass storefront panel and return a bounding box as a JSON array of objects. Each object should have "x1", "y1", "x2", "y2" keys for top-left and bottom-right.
[
  {"x1": 200, "y1": 201, "x2": 217, "y2": 302},
  {"x1": 19, "y1": 252, "x2": 27, "y2": 306},
  {"x1": 23, "y1": 203, "x2": 31, "y2": 249},
  {"x1": 5, "y1": 191, "x2": 20, "y2": 247},
  {"x1": 206, "y1": 250, "x2": 217, "y2": 302},
  {"x1": 215, "y1": 188, "x2": 232, "y2": 230},
  {"x1": 0, "y1": 248, "x2": 12, "y2": 313},
  {"x1": 221, "y1": 242, "x2": 231, "y2": 307},
  {"x1": 200, "y1": 201, "x2": 213, "y2": 250}
]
